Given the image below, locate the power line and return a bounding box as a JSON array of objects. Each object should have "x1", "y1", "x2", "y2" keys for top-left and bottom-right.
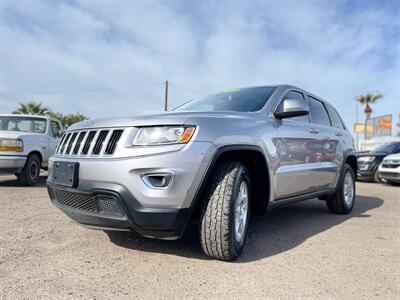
[{"x1": 0, "y1": 82, "x2": 164, "y2": 96}]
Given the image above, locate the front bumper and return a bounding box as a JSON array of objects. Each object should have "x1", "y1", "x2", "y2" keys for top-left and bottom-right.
[
  {"x1": 357, "y1": 170, "x2": 375, "y2": 181},
  {"x1": 47, "y1": 141, "x2": 216, "y2": 239},
  {"x1": 378, "y1": 168, "x2": 400, "y2": 183},
  {"x1": 357, "y1": 160, "x2": 380, "y2": 181},
  {"x1": 47, "y1": 181, "x2": 191, "y2": 239},
  {"x1": 0, "y1": 155, "x2": 27, "y2": 173}
]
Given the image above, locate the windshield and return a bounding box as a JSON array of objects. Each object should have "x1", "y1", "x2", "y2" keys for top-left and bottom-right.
[
  {"x1": 372, "y1": 142, "x2": 400, "y2": 154},
  {"x1": 174, "y1": 87, "x2": 276, "y2": 112},
  {"x1": 0, "y1": 116, "x2": 47, "y2": 134}
]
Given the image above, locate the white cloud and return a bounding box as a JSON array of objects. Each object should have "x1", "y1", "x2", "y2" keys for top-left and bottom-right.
[{"x1": 0, "y1": 1, "x2": 398, "y2": 132}]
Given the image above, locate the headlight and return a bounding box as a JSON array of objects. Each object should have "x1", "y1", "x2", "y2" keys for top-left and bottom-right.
[
  {"x1": 357, "y1": 156, "x2": 375, "y2": 162},
  {"x1": 133, "y1": 126, "x2": 196, "y2": 146},
  {"x1": 0, "y1": 138, "x2": 24, "y2": 152}
]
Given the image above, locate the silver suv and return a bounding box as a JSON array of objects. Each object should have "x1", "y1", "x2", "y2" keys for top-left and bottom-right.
[{"x1": 47, "y1": 85, "x2": 357, "y2": 261}]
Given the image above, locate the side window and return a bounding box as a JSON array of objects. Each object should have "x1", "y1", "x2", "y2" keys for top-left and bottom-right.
[
  {"x1": 308, "y1": 96, "x2": 331, "y2": 126},
  {"x1": 277, "y1": 91, "x2": 309, "y2": 122},
  {"x1": 50, "y1": 121, "x2": 61, "y2": 138},
  {"x1": 326, "y1": 105, "x2": 345, "y2": 130}
]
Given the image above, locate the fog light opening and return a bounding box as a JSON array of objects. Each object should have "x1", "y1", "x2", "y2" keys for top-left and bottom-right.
[{"x1": 142, "y1": 173, "x2": 173, "y2": 189}]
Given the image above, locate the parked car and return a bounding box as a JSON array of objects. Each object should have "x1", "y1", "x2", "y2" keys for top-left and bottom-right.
[
  {"x1": 47, "y1": 85, "x2": 357, "y2": 261},
  {"x1": 357, "y1": 142, "x2": 400, "y2": 183},
  {"x1": 0, "y1": 114, "x2": 64, "y2": 185},
  {"x1": 378, "y1": 153, "x2": 400, "y2": 185}
]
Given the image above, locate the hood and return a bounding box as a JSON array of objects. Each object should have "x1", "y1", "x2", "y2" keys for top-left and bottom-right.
[
  {"x1": 356, "y1": 151, "x2": 388, "y2": 157},
  {"x1": 0, "y1": 130, "x2": 42, "y2": 139},
  {"x1": 68, "y1": 111, "x2": 255, "y2": 131}
]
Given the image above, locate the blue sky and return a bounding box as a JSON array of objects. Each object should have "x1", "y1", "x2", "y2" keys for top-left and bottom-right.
[{"x1": 0, "y1": 0, "x2": 399, "y2": 132}]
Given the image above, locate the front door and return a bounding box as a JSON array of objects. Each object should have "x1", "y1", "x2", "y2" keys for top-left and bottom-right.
[{"x1": 274, "y1": 90, "x2": 315, "y2": 199}]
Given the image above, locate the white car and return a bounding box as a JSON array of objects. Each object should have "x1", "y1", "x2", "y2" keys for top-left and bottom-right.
[
  {"x1": 378, "y1": 153, "x2": 400, "y2": 185},
  {"x1": 0, "y1": 114, "x2": 64, "y2": 186}
]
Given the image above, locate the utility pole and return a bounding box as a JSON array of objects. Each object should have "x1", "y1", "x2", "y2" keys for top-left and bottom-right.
[
  {"x1": 164, "y1": 80, "x2": 169, "y2": 111},
  {"x1": 356, "y1": 99, "x2": 359, "y2": 151}
]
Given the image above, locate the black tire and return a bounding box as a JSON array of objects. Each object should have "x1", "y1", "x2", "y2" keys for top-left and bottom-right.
[
  {"x1": 326, "y1": 163, "x2": 356, "y2": 214},
  {"x1": 17, "y1": 154, "x2": 41, "y2": 186},
  {"x1": 374, "y1": 168, "x2": 383, "y2": 183},
  {"x1": 200, "y1": 161, "x2": 251, "y2": 261}
]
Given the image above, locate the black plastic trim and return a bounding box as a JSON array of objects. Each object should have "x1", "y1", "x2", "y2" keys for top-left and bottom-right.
[
  {"x1": 273, "y1": 189, "x2": 333, "y2": 207},
  {"x1": 187, "y1": 144, "x2": 270, "y2": 218},
  {"x1": 47, "y1": 180, "x2": 190, "y2": 239}
]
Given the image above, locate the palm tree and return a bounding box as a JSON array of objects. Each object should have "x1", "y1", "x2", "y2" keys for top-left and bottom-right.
[
  {"x1": 12, "y1": 101, "x2": 50, "y2": 116},
  {"x1": 356, "y1": 93, "x2": 383, "y2": 139},
  {"x1": 48, "y1": 111, "x2": 88, "y2": 128}
]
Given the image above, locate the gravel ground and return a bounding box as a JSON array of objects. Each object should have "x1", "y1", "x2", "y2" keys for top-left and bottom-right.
[{"x1": 0, "y1": 174, "x2": 399, "y2": 299}]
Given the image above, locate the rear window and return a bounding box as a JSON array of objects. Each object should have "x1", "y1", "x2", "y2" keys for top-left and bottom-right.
[
  {"x1": 326, "y1": 105, "x2": 345, "y2": 130},
  {"x1": 308, "y1": 97, "x2": 331, "y2": 127}
]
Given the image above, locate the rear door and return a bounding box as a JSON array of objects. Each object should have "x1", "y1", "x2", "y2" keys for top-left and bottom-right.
[
  {"x1": 325, "y1": 104, "x2": 352, "y2": 186},
  {"x1": 305, "y1": 96, "x2": 339, "y2": 190}
]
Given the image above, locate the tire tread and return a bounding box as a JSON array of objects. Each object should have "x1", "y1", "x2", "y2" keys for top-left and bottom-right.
[{"x1": 200, "y1": 161, "x2": 242, "y2": 260}]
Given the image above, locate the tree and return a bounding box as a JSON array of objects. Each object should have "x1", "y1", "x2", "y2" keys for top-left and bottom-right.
[
  {"x1": 12, "y1": 102, "x2": 88, "y2": 128},
  {"x1": 12, "y1": 101, "x2": 50, "y2": 116},
  {"x1": 356, "y1": 92, "x2": 383, "y2": 139},
  {"x1": 48, "y1": 112, "x2": 88, "y2": 128}
]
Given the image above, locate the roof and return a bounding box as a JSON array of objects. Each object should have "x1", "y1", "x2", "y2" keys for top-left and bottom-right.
[{"x1": 0, "y1": 114, "x2": 51, "y2": 119}]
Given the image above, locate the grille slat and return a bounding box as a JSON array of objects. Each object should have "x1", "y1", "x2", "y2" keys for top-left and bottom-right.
[
  {"x1": 92, "y1": 130, "x2": 109, "y2": 155},
  {"x1": 73, "y1": 131, "x2": 86, "y2": 154},
  {"x1": 82, "y1": 131, "x2": 96, "y2": 155},
  {"x1": 56, "y1": 134, "x2": 67, "y2": 153},
  {"x1": 105, "y1": 130, "x2": 123, "y2": 155},
  {"x1": 59, "y1": 133, "x2": 71, "y2": 154},
  {"x1": 65, "y1": 132, "x2": 78, "y2": 154}
]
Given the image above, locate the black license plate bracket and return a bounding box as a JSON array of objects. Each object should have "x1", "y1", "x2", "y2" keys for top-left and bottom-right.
[{"x1": 53, "y1": 162, "x2": 79, "y2": 188}]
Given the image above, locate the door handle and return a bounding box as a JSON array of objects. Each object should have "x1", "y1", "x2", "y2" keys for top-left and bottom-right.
[
  {"x1": 335, "y1": 132, "x2": 343, "y2": 137},
  {"x1": 309, "y1": 128, "x2": 319, "y2": 134}
]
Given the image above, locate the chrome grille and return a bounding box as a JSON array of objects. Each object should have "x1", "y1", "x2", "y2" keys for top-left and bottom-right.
[{"x1": 56, "y1": 128, "x2": 124, "y2": 157}]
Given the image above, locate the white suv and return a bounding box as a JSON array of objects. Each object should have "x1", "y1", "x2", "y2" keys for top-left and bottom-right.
[
  {"x1": 378, "y1": 153, "x2": 400, "y2": 185},
  {"x1": 0, "y1": 114, "x2": 64, "y2": 186}
]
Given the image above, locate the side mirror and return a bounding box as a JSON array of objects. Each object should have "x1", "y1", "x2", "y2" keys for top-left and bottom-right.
[
  {"x1": 59, "y1": 129, "x2": 66, "y2": 137},
  {"x1": 274, "y1": 99, "x2": 309, "y2": 119}
]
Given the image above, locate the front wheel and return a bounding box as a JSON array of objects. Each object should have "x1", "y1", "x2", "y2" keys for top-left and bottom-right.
[
  {"x1": 200, "y1": 161, "x2": 251, "y2": 261},
  {"x1": 326, "y1": 163, "x2": 356, "y2": 214},
  {"x1": 17, "y1": 154, "x2": 41, "y2": 186}
]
